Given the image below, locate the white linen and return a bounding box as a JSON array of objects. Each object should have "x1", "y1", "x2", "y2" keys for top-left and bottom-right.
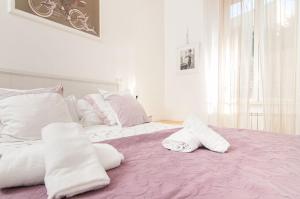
[
  {"x1": 64, "y1": 95, "x2": 80, "y2": 122},
  {"x1": 77, "y1": 99, "x2": 104, "y2": 127},
  {"x1": 95, "y1": 144, "x2": 124, "y2": 170},
  {"x1": 0, "y1": 144, "x2": 44, "y2": 188},
  {"x1": 84, "y1": 94, "x2": 119, "y2": 126},
  {"x1": 162, "y1": 129, "x2": 202, "y2": 152},
  {"x1": 0, "y1": 93, "x2": 72, "y2": 139},
  {"x1": 0, "y1": 122, "x2": 180, "y2": 156},
  {"x1": 0, "y1": 143, "x2": 123, "y2": 188},
  {"x1": 42, "y1": 123, "x2": 110, "y2": 199},
  {"x1": 0, "y1": 84, "x2": 63, "y2": 101},
  {"x1": 85, "y1": 122, "x2": 181, "y2": 143},
  {"x1": 184, "y1": 116, "x2": 230, "y2": 153}
]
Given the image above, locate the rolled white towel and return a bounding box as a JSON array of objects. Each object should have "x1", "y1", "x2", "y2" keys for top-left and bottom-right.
[
  {"x1": 162, "y1": 129, "x2": 202, "y2": 152},
  {"x1": 184, "y1": 116, "x2": 230, "y2": 153},
  {"x1": 42, "y1": 123, "x2": 110, "y2": 199},
  {"x1": 0, "y1": 143, "x2": 124, "y2": 189}
]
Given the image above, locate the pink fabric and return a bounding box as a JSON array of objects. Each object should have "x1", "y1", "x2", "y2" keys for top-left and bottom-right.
[
  {"x1": 1, "y1": 127, "x2": 300, "y2": 199},
  {"x1": 106, "y1": 94, "x2": 150, "y2": 127}
]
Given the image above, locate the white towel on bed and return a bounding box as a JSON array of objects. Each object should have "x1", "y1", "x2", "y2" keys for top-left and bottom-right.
[
  {"x1": 162, "y1": 129, "x2": 202, "y2": 152},
  {"x1": 42, "y1": 123, "x2": 110, "y2": 199},
  {"x1": 0, "y1": 143, "x2": 45, "y2": 188},
  {"x1": 184, "y1": 116, "x2": 230, "y2": 153},
  {"x1": 0, "y1": 143, "x2": 124, "y2": 189}
]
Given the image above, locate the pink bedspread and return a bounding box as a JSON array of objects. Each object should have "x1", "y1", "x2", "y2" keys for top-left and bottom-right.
[{"x1": 1, "y1": 127, "x2": 300, "y2": 199}]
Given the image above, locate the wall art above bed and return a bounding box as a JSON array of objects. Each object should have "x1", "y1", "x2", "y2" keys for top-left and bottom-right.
[{"x1": 9, "y1": 0, "x2": 100, "y2": 39}]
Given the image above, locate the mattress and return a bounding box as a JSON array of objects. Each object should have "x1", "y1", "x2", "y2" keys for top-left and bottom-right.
[{"x1": 1, "y1": 127, "x2": 300, "y2": 199}]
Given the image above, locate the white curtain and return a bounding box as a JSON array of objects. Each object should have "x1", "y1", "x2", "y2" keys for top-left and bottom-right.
[
  {"x1": 259, "y1": 0, "x2": 300, "y2": 134},
  {"x1": 206, "y1": 0, "x2": 300, "y2": 134}
]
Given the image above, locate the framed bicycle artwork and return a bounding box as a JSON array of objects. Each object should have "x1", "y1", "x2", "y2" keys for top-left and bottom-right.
[{"x1": 9, "y1": 0, "x2": 100, "y2": 39}]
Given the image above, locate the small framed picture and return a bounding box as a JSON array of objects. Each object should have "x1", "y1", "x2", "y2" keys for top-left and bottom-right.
[{"x1": 177, "y1": 43, "x2": 200, "y2": 74}]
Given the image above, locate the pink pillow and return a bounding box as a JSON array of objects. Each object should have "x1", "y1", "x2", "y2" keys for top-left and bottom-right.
[{"x1": 106, "y1": 94, "x2": 150, "y2": 127}]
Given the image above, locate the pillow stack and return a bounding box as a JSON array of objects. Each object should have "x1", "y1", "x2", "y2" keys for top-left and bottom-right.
[
  {"x1": 0, "y1": 85, "x2": 151, "y2": 140},
  {"x1": 76, "y1": 90, "x2": 150, "y2": 128}
]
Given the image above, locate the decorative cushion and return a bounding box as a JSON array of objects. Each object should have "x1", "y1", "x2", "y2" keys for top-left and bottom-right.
[{"x1": 105, "y1": 94, "x2": 150, "y2": 127}]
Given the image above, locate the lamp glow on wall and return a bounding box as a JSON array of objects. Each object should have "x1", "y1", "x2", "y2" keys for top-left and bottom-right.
[
  {"x1": 116, "y1": 76, "x2": 137, "y2": 98},
  {"x1": 128, "y1": 77, "x2": 137, "y2": 97}
]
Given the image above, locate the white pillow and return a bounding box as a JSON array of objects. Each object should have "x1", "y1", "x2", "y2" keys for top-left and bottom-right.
[
  {"x1": 77, "y1": 99, "x2": 104, "y2": 127},
  {"x1": 64, "y1": 95, "x2": 80, "y2": 122},
  {"x1": 0, "y1": 84, "x2": 63, "y2": 101},
  {"x1": 0, "y1": 93, "x2": 72, "y2": 139},
  {"x1": 84, "y1": 94, "x2": 119, "y2": 126}
]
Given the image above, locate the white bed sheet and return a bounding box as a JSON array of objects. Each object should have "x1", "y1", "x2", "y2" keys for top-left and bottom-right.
[{"x1": 0, "y1": 122, "x2": 180, "y2": 157}]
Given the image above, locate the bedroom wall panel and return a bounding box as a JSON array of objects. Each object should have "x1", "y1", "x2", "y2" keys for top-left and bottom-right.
[
  {"x1": 0, "y1": 0, "x2": 165, "y2": 119},
  {"x1": 0, "y1": 69, "x2": 118, "y2": 97},
  {"x1": 164, "y1": 0, "x2": 220, "y2": 121},
  {"x1": 0, "y1": 74, "x2": 11, "y2": 88}
]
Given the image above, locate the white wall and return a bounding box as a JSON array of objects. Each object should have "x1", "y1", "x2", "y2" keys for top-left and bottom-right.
[
  {"x1": 0, "y1": 0, "x2": 165, "y2": 119},
  {"x1": 164, "y1": 0, "x2": 220, "y2": 121}
]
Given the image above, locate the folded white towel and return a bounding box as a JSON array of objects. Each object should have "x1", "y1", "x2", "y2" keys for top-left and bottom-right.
[
  {"x1": 0, "y1": 143, "x2": 124, "y2": 189},
  {"x1": 0, "y1": 144, "x2": 44, "y2": 188},
  {"x1": 42, "y1": 123, "x2": 110, "y2": 199},
  {"x1": 184, "y1": 116, "x2": 230, "y2": 153},
  {"x1": 95, "y1": 143, "x2": 124, "y2": 169},
  {"x1": 162, "y1": 129, "x2": 202, "y2": 152}
]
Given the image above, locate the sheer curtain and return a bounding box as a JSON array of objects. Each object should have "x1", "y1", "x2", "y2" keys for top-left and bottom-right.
[
  {"x1": 259, "y1": 0, "x2": 300, "y2": 134},
  {"x1": 207, "y1": 0, "x2": 300, "y2": 134}
]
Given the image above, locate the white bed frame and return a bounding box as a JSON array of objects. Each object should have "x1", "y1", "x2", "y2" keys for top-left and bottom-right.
[{"x1": 0, "y1": 68, "x2": 119, "y2": 97}]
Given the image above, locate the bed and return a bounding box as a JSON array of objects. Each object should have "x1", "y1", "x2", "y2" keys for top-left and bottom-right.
[
  {"x1": 0, "y1": 70, "x2": 299, "y2": 199},
  {"x1": 1, "y1": 126, "x2": 300, "y2": 199}
]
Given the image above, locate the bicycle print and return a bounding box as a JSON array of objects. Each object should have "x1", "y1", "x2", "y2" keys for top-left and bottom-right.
[{"x1": 13, "y1": 0, "x2": 100, "y2": 37}]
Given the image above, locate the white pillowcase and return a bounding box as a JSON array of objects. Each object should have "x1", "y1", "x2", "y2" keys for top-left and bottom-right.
[
  {"x1": 64, "y1": 95, "x2": 80, "y2": 122},
  {"x1": 0, "y1": 93, "x2": 72, "y2": 139},
  {"x1": 76, "y1": 94, "x2": 119, "y2": 127},
  {"x1": 77, "y1": 99, "x2": 104, "y2": 127},
  {"x1": 84, "y1": 94, "x2": 119, "y2": 126},
  {"x1": 0, "y1": 84, "x2": 63, "y2": 101}
]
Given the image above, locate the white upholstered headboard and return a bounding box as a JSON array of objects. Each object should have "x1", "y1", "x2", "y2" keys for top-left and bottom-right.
[{"x1": 0, "y1": 68, "x2": 119, "y2": 97}]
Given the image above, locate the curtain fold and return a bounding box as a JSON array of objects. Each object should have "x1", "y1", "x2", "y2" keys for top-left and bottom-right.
[
  {"x1": 214, "y1": 0, "x2": 254, "y2": 129},
  {"x1": 209, "y1": 0, "x2": 300, "y2": 134},
  {"x1": 260, "y1": 0, "x2": 299, "y2": 134}
]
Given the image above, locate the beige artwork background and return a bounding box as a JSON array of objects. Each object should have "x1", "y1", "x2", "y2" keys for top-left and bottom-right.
[{"x1": 15, "y1": 0, "x2": 100, "y2": 37}]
